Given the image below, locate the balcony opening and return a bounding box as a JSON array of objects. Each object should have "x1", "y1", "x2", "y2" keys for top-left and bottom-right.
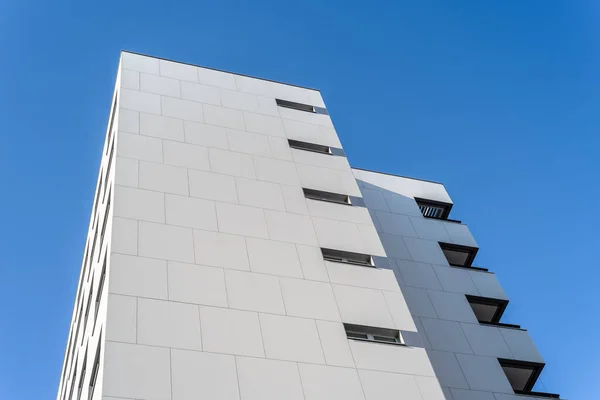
[
  {"x1": 344, "y1": 323, "x2": 403, "y2": 345},
  {"x1": 288, "y1": 139, "x2": 332, "y2": 155},
  {"x1": 466, "y1": 295, "x2": 508, "y2": 324},
  {"x1": 303, "y1": 188, "x2": 351, "y2": 205},
  {"x1": 415, "y1": 198, "x2": 452, "y2": 220},
  {"x1": 439, "y1": 242, "x2": 478, "y2": 268},
  {"x1": 321, "y1": 248, "x2": 373, "y2": 267},
  {"x1": 276, "y1": 98, "x2": 316, "y2": 113},
  {"x1": 498, "y1": 359, "x2": 559, "y2": 398}
]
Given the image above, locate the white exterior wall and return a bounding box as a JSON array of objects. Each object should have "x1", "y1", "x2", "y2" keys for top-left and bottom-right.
[
  {"x1": 57, "y1": 52, "x2": 557, "y2": 400},
  {"x1": 57, "y1": 51, "x2": 448, "y2": 400},
  {"x1": 56, "y1": 69, "x2": 119, "y2": 400},
  {"x1": 353, "y1": 169, "x2": 549, "y2": 400}
]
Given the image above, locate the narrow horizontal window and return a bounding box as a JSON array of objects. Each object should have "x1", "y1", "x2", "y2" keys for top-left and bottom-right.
[
  {"x1": 372, "y1": 335, "x2": 398, "y2": 343},
  {"x1": 88, "y1": 339, "x2": 101, "y2": 400},
  {"x1": 76, "y1": 349, "x2": 87, "y2": 400},
  {"x1": 466, "y1": 295, "x2": 508, "y2": 324},
  {"x1": 303, "y1": 188, "x2": 350, "y2": 205},
  {"x1": 90, "y1": 227, "x2": 98, "y2": 265},
  {"x1": 92, "y1": 170, "x2": 103, "y2": 229},
  {"x1": 103, "y1": 140, "x2": 114, "y2": 200},
  {"x1": 76, "y1": 243, "x2": 89, "y2": 305},
  {"x1": 99, "y1": 193, "x2": 111, "y2": 261},
  {"x1": 83, "y1": 246, "x2": 91, "y2": 282},
  {"x1": 72, "y1": 301, "x2": 84, "y2": 360},
  {"x1": 60, "y1": 335, "x2": 74, "y2": 396},
  {"x1": 68, "y1": 360, "x2": 77, "y2": 400},
  {"x1": 94, "y1": 258, "x2": 106, "y2": 332},
  {"x1": 321, "y1": 248, "x2": 373, "y2": 267},
  {"x1": 106, "y1": 93, "x2": 117, "y2": 155},
  {"x1": 439, "y1": 242, "x2": 478, "y2": 268},
  {"x1": 415, "y1": 197, "x2": 452, "y2": 220},
  {"x1": 346, "y1": 331, "x2": 369, "y2": 340},
  {"x1": 82, "y1": 277, "x2": 94, "y2": 345},
  {"x1": 344, "y1": 324, "x2": 403, "y2": 345},
  {"x1": 288, "y1": 139, "x2": 331, "y2": 154},
  {"x1": 276, "y1": 98, "x2": 315, "y2": 113}
]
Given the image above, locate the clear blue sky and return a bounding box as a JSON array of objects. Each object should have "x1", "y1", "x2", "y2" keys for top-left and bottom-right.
[{"x1": 0, "y1": 1, "x2": 597, "y2": 398}]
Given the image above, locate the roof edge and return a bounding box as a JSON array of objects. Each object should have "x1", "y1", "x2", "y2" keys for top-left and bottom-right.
[
  {"x1": 121, "y1": 50, "x2": 321, "y2": 92},
  {"x1": 351, "y1": 166, "x2": 444, "y2": 186}
]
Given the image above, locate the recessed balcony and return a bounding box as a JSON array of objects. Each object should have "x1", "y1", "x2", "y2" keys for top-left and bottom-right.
[{"x1": 499, "y1": 359, "x2": 561, "y2": 398}]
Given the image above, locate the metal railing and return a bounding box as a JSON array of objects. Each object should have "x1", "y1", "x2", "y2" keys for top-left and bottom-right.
[{"x1": 419, "y1": 204, "x2": 445, "y2": 219}]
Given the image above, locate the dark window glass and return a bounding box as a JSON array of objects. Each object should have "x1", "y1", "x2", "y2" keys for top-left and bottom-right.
[
  {"x1": 343, "y1": 323, "x2": 402, "y2": 345},
  {"x1": 415, "y1": 198, "x2": 451, "y2": 220},
  {"x1": 321, "y1": 248, "x2": 373, "y2": 267},
  {"x1": 276, "y1": 99, "x2": 315, "y2": 113},
  {"x1": 94, "y1": 259, "x2": 106, "y2": 332},
  {"x1": 88, "y1": 340, "x2": 102, "y2": 400},
  {"x1": 346, "y1": 332, "x2": 369, "y2": 340},
  {"x1": 288, "y1": 139, "x2": 331, "y2": 154},
  {"x1": 439, "y1": 243, "x2": 477, "y2": 267},
  {"x1": 466, "y1": 295, "x2": 507, "y2": 324},
  {"x1": 372, "y1": 335, "x2": 397, "y2": 343},
  {"x1": 99, "y1": 195, "x2": 111, "y2": 261},
  {"x1": 106, "y1": 94, "x2": 117, "y2": 155},
  {"x1": 303, "y1": 188, "x2": 350, "y2": 205}
]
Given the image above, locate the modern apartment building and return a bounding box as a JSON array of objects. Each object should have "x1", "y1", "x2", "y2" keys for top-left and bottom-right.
[{"x1": 56, "y1": 51, "x2": 561, "y2": 400}]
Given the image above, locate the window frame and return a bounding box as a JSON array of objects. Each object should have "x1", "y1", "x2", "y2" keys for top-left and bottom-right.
[
  {"x1": 106, "y1": 93, "x2": 117, "y2": 156},
  {"x1": 82, "y1": 276, "x2": 94, "y2": 344},
  {"x1": 90, "y1": 223, "x2": 98, "y2": 266},
  {"x1": 498, "y1": 358, "x2": 547, "y2": 394},
  {"x1": 344, "y1": 323, "x2": 404, "y2": 346},
  {"x1": 103, "y1": 141, "x2": 114, "y2": 203},
  {"x1": 276, "y1": 98, "x2": 316, "y2": 113},
  {"x1": 415, "y1": 197, "x2": 452, "y2": 220},
  {"x1": 67, "y1": 360, "x2": 77, "y2": 400},
  {"x1": 72, "y1": 301, "x2": 84, "y2": 359},
  {"x1": 91, "y1": 170, "x2": 103, "y2": 230},
  {"x1": 76, "y1": 348, "x2": 87, "y2": 400},
  {"x1": 288, "y1": 139, "x2": 332, "y2": 155},
  {"x1": 321, "y1": 248, "x2": 374, "y2": 267},
  {"x1": 93, "y1": 257, "x2": 106, "y2": 333},
  {"x1": 88, "y1": 337, "x2": 102, "y2": 400},
  {"x1": 98, "y1": 192, "x2": 111, "y2": 262},
  {"x1": 303, "y1": 188, "x2": 351, "y2": 206}
]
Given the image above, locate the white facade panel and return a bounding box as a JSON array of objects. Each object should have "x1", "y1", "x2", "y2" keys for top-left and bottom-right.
[
  {"x1": 237, "y1": 357, "x2": 305, "y2": 400},
  {"x1": 199, "y1": 306, "x2": 265, "y2": 357},
  {"x1": 259, "y1": 313, "x2": 326, "y2": 364},
  {"x1": 171, "y1": 350, "x2": 240, "y2": 400},
  {"x1": 57, "y1": 52, "x2": 557, "y2": 400}
]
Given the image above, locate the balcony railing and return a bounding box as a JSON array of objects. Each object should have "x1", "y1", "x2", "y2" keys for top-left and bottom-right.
[
  {"x1": 419, "y1": 204, "x2": 445, "y2": 218},
  {"x1": 415, "y1": 198, "x2": 452, "y2": 220},
  {"x1": 480, "y1": 321, "x2": 523, "y2": 330},
  {"x1": 514, "y1": 390, "x2": 561, "y2": 398}
]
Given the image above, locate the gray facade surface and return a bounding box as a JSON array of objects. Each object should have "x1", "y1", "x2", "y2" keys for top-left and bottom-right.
[{"x1": 56, "y1": 52, "x2": 561, "y2": 400}]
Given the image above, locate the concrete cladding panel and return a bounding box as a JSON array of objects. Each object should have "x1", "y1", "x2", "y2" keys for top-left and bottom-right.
[
  {"x1": 106, "y1": 52, "x2": 413, "y2": 396},
  {"x1": 353, "y1": 166, "x2": 551, "y2": 399},
  {"x1": 353, "y1": 168, "x2": 453, "y2": 205},
  {"x1": 237, "y1": 357, "x2": 305, "y2": 400},
  {"x1": 171, "y1": 350, "x2": 240, "y2": 400},
  {"x1": 61, "y1": 52, "x2": 547, "y2": 400}
]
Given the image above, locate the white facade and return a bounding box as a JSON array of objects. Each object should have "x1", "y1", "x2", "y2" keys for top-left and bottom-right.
[{"x1": 56, "y1": 52, "x2": 560, "y2": 400}]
